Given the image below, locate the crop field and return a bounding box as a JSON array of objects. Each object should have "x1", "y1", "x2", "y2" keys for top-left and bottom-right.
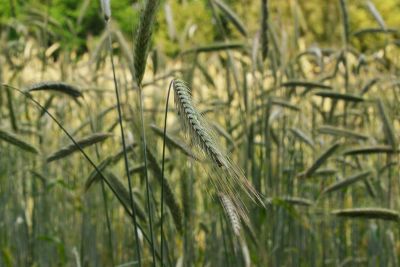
[{"x1": 0, "y1": 0, "x2": 400, "y2": 266}]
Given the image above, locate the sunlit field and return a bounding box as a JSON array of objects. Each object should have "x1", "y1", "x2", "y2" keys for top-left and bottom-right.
[{"x1": 1, "y1": 0, "x2": 400, "y2": 266}]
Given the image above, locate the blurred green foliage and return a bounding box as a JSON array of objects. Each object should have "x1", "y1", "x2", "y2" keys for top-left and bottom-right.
[{"x1": 0, "y1": 0, "x2": 399, "y2": 54}]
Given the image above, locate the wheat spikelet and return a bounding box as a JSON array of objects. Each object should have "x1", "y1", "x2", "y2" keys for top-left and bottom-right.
[
  {"x1": 172, "y1": 79, "x2": 262, "y2": 219},
  {"x1": 332, "y1": 208, "x2": 400, "y2": 221},
  {"x1": 300, "y1": 142, "x2": 340, "y2": 178},
  {"x1": 25, "y1": 81, "x2": 83, "y2": 98},
  {"x1": 134, "y1": 0, "x2": 159, "y2": 86},
  {"x1": 0, "y1": 128, "x2": 39, "y2": 154},
  {"x1": 104, "y1": 171, "x2": 147, "y2": 221},
  {"x1": 271, "y1": 196, "x2": 315, "y2": 207},
  {"x1": 322, "y1": 170, "x2": 371, "y2": 195},
  {"x1": 317, "y1": 125, "x2": 369, "y2": 140},
  {"x1": 313, "y1": 90, "x2": 364, "y2": 102},
  {"x1": 289, "y1": 127, "x2": 315, "y2": 148},
  {"x1": 47, "y1": 132, "x2": 112, "y2": 162},
  {"x1": 220, "y1": 194, "x2": 241, "y2": 236},
  {"x1": 343, "y1": 145, "x2": 397, "y2": 156}
]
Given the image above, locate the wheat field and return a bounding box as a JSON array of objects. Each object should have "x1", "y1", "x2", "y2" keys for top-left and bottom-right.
[{"x1": 0, "y1": 0, "x2": 400, "y2": 266}]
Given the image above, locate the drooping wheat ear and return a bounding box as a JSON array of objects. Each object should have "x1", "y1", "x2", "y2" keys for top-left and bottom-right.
[
  {"x1": 172, "y1": 79, "x2": 263, "y2": 217},
  {"x1": 100, "y1": 0, "x2": 111, "y2": 21},
  {"x1": 134, "y1": 0, "x2": 159, "y2": 86},
  {"x1": 47, "y1": 132, "x2": 112, "y2": 162},
  {"x1": 173, "y1": 79, "x2": 225, "y2": 167},
  {"x1": 220, "y1": 194, "x2": 241, "y2": 236},
  {"x1": 0, "y1": 128, "x2": 39, "y2": 154},
  {"x1": 25, "y1": 81, "x2": 83, "y2": 98}
]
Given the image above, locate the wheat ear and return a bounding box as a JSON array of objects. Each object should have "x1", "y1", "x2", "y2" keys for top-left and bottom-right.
[{"x1": 172, "y1": 79, "x2": 263, "y2": 219}]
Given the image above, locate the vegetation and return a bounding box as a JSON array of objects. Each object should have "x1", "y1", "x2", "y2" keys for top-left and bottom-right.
[{"x1": 1, "y1": 0, "x2": 400, "y2": 266}]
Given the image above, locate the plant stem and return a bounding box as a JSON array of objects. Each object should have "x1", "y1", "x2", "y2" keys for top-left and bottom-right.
[
  {"x1": 138, "y1": 83, "x2": 157, "y2": 267},
  {"x1": 160, "y1": 80, "x2": 174, "y2": 266},
  {"x1": 107, "y1": 24, "x2": 142, "y2": 266}
]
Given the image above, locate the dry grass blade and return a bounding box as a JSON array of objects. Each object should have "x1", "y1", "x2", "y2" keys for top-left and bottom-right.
[
  {"x1": 147, "y1": 148, "x2": 183, "y2": 234},
  {"x1": 0, "y1": 128, "x2": 39, "y2": 154},
  {"x1": 313, "y1": 90, "x2": 364, "y2": 102},
  {"x1": 24, "y1": 81, "x2": 83, "y2": 98},
  {"x1": 134, "y1": 0, "x2": 159, "y2": 86},
  {"x1": 377, "y1": 99, "x2": 396, "y2": 149},
  {"x1": 332, "y1": 208, "x2": 400, "y2": 221},
  {"x1": 301, "y1": 142, "x2": 340, "y2": 178},
  {"x1": 47, "y1": 132, "x2": 112, "y2": 162},
  {"x1": 214, "y1": 0, "x2": 247, "y2": 37},
  {"x1": 289, "y1": 127, "x2": 314, "y2": 149},
  {"x1": 150, "y1": 124, "x2": 199, "y2": 160},
  {"x1": 322, "y1": 170, "x2": 371, "y2": 195},
  {"x1": 317, "y1": 125, "x2": 369, "y2": 140},
  {"x1": 343, "y1": 145, "x2": 397, "y2": 156}
]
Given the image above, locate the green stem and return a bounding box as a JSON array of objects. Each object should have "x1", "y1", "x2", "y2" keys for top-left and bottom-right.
[
  {"x1": 160, "y1": 80, "x2": 174, "y2": 266},
  {"x1": 107, "y1": 24, "x2": 142, "y2": 266},
  {"x1": 138, "y1": 83, "x2": 157, "y2": 267}
]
